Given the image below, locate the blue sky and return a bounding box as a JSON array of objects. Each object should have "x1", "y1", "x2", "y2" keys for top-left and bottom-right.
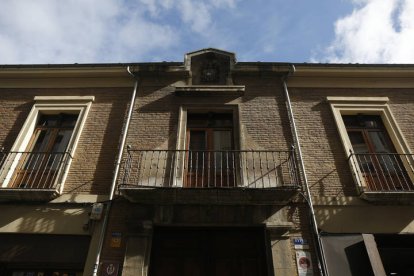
[{"x1": 1, "y1": 0, "x2": 414, "y2": 64}]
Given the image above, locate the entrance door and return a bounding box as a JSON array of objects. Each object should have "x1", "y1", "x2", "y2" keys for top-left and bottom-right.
[
  {"x1": 343, "y1": 115, "x2": 411, "y2": 190},
  {"x1": 185, "y1": 112, "x2": 235, "y2": 188},
  {"x1": 149, "y1": 227, "x2": 268, "y2": 276}
]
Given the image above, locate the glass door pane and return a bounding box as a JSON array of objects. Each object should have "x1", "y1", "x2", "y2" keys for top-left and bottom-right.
[
  {"x1": 213, "y1": 130, "x2": 232, "y2": 169},
  {"x1": 189, "y1": 131, "x2": 207, "y2": 151},
  {"x1": 186, "y1": 130, "x2": 207, "y2": 187}
]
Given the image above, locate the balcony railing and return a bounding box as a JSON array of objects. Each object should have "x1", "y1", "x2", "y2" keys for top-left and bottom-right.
[
  {"x1": 0, "y1": 150, "x2": 72, "y2": 190},
  {"x1": 119, "y1": 149, "x2": 300, "y2": 189},
  {"x1": 349, "y1": 152, "x2": 414, "y2": 192}
]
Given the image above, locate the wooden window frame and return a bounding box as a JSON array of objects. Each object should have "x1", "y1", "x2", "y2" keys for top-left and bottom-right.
[
  {"x1": 185, "y1": 113, "x2": 235, "y2": 187},
  {"x1": 10, "y1": 114, "x2": 79, "y2": 189},
  {"x1": 175, "y1": 105, "x2": 240, "y2": 187}
]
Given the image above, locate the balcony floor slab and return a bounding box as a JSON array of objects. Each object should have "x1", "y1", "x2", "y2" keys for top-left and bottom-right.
[
  {"x1": 119, "y1": 186, "x2": 299, "y2": 205},
  {"x1": 0, "y1": 188, "x2": 60, "y2": 202},
  {"x1": 361, "y1": 191, "x2": 414, "y2": 204}
]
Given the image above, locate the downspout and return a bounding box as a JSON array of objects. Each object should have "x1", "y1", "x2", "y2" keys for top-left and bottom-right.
[
  {"x1": 92, "y1": 66, "x2": 139, "y2": 276},
  {"x1": 282, "y1": 65, "x2": 328, "y2": 276}
]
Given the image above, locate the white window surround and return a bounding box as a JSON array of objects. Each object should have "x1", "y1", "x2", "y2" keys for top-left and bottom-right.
[
  {"x1": 1, "y1": 96, "x2": 94, "y2": 193},
  {"x1": 327, "y1": 96, "x2": 414, "y2": 190}
]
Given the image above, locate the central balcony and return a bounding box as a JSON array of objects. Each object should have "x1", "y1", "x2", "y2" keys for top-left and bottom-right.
[{"x1": 118, "y1": 148, "x2": 300, "y2": 204}]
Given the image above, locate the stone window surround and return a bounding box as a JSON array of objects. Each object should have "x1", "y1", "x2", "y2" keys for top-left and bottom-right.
[
  {"x1": 1, "y1": 96, "x2": 94, "y2": 193},
  {"x1": 327, "y1": 96, "x2": 414, "y2": 190}
]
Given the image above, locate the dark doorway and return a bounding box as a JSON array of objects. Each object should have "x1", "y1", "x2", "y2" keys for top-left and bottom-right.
[
  {"x1": 376, "y1": 234, "x2": 414, "y2": 276},
  {"x1": 149, "y1": 227, "x2": 269, "y2": 276}
]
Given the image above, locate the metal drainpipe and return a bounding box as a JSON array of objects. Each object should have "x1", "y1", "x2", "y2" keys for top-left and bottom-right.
[
  {"x1": 92, "y1": 66, "x2": 139, "y2": 276},
  {"x1": 282, "y1": 65, "x2": 328, "y2": 276}
]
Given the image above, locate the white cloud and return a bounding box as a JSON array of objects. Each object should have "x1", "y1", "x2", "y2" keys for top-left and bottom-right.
[
  {"x1": 0, "y1": 0, "x2": 238, "y2": 64},
  {"x1": 317, "y1": 0, "x2": 414, "y2": 63},
  {"x1": 179, "y1": 0, "x2": 212, "y2": 33},
  {"x1": 210, "y1": 0, "x2": 238, "y2": 9},
  {"x1": 0, "y1": 0, "x2": 176, "y2": 63}
]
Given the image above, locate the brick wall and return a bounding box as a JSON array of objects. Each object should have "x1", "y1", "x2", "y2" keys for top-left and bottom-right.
[
  {"x1": 125, "y1": 76, "x2": 293, "y2": 151},
  {"x1": 103, "y1": 75, "x2": 319, "y2": 275}
]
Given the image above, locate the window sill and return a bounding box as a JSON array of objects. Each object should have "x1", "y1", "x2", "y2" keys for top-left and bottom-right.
[{"x1": 360, "y1": 190, "x2": 414, "y2": 204}]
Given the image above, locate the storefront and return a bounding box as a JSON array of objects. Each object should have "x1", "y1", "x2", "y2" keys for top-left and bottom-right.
[{"x1": 0, "y1": 234, "x2": 90, "y2": 276}]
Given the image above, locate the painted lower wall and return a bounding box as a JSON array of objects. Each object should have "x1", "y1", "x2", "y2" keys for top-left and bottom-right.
[
  {"x1": 0, "y1": 203, "x2": 105, "y2": 275},
  {"x1": 314, "y1": 196, "x2": 414, "y2": 233}
]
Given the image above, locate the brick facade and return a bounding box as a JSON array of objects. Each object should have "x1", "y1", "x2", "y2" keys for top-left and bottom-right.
[
  {"x1": 101, "y1": 53, "x2": 317, "y2": 275},
  {"x1": 5, "y1": 49, "x2": 414, "y2": 275}
]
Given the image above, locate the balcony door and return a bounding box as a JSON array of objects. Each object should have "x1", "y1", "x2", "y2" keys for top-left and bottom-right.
[
  {"x1": 343, "y1": 115, "x2": 412, "y2": 191},
  {"x1": 12, "y1": 113, "x2": 78, "y2": 188},
  {"x1": 185, "y1": 112, "x2": 235, "y2": 187}
]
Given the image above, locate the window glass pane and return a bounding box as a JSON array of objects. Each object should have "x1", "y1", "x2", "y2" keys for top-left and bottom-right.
[
  {"x1": 37, "y1": 115, "x2": 58, "y2": 127},
  {"x1": 30, "y1": 114, "x2": 79, "y2": 153},
  {"x1": 345, "y1": 115, "x2": 405, "y2": 183},
  {"x1": 20, "y1": 114, "x2": 78, "y2": 179},
  {"x1": 343, "y1": 115, "x2": 384, "y2": 129},
  {"x1": 348, "y1": 131, "x2": 369, "y2": 154},
  {"x1": 368, "y1": 131, "x2": 393, "y2": 153},
  {"x1": 189, "y1": 131, "x2": 206, "y2": 151},
  {"x1": 188, "y1": 131, "x2": 206, "y2": 171},
  {"x1": 60, "y1": 114, "x2": 78, "y2": 127},
  {"x1": 187, "y1": 114, "x2": 209, "y2": 128},
  {"x1": 347, "y1": 131, "x2": 373, "y2": 174},
  {"x1": 213, "y1": 130, "x2": 232, "y2": 151},
  {"x1": 31, "y1": 129, "x2": 52, "y2": 152},
  {"x1": 51, "y1": 130, "x2": 73, "y2": 153},
  {"x1": 187, "y1": 113, "x2": 233, "y2": 128},
  {"x1": 213, "y1": 130, "x2": 232, "y2": 169}
]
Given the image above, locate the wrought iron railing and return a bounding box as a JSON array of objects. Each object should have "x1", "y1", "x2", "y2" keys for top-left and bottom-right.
[
  {"x1": 0, "y1": 150, "x2": 72, "y2": 189},
  {"x1": 349, "y1": 152, "x2": 414, "y2": 192},
  {"x1": 119, "y1": 149, "x2": 300, "y2": 188}
]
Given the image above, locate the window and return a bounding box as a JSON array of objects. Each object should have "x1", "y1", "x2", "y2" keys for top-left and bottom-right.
[
  {"x1": 0, "y1": 96, "x2": 93, "y2": 192},
  {"x1": 11, "y1": 113, "x2": 78, "y2": 189},
  {"x1": 185, "y1": 112, "x2": 235, "y2": 187},
  {"x1": 176, "y1": 106, "x2": 239, "y2": 188},
  {"x1": 343, "y1": 115, "x2": 412, "y2": 190},
  {"x1": 327, "y1": 97, "x2": 414, "y2": 192}
]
